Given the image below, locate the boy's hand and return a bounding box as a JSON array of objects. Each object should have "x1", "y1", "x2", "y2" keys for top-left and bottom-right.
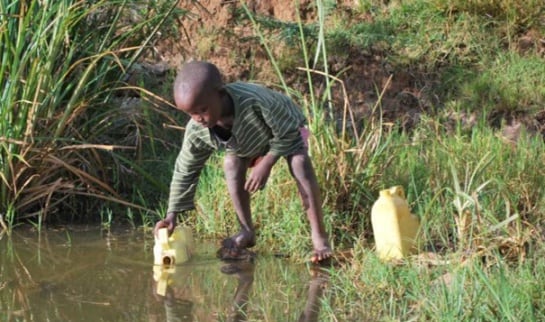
[
  {"x1": 244, "y1": 154, "x2": 277, "y2": 193},
  {"x1": 154, "y1": 212, "x2": 177, "y2": 236}
]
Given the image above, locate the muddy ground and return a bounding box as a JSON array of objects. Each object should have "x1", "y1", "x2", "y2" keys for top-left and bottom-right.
[{"x1": 145, "y1": 0, "x2": 544, "y2": 137}]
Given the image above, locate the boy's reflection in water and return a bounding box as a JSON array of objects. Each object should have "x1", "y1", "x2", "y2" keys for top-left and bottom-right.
[
  {"x1": 220, "y1": 261, "x2": 255, "y2": 322},
  {"x1": 298, "y1": 266, "x2": 329, "y2": 322},
  {"x1": 152, "y1": 261, "x2": 329, "y2": 322},
  {"x1": 163, "y1": 295, "x2": 194, "y2": 322},
  {"x1": 220, "y1": 261, "x2": 330, "y2": 322}
]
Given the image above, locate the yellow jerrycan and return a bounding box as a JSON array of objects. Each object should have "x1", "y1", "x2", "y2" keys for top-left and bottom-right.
[
  {"x1": 371, "y1": 186, "x2": 420, "y2": 261},
  {"x1": 152, "y1": 264, "x2": 174, "y2": 296},
  {"x1": 153, "y1": 226, "x2": 194, "y2": 266}
]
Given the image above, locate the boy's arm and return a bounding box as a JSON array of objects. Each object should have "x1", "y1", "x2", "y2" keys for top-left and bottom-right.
[
  {"x1": 159, "y1": 123, "x2": 214, "y2": 235},
  {"x1": 154, "y1": 211, "x2": 178, "y2": 236},
  {"x1": 167, "y1": 144, "x2": 211, "y2": 214},
  {"x1": 244, "y1": 152, "x2": 280, "y2": 192}
]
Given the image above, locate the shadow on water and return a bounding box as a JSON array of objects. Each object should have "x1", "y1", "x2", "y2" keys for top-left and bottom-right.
[{"x1": 0, "y1": 226, "x2": 330, "y2": 321}]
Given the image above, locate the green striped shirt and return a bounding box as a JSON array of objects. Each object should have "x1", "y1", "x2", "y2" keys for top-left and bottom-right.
[{"x1": 167, "y1": 82, "x2": 307, "y2": 213}]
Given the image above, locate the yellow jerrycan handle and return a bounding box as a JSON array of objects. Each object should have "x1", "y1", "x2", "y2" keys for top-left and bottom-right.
[{"x1": 390, "y1": 185, "x2": 405, "y2": 199}]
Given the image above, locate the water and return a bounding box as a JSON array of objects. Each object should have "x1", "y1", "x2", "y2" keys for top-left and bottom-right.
[{"x1": 0, "y1": 226, "x2": 329, "y2": 321}]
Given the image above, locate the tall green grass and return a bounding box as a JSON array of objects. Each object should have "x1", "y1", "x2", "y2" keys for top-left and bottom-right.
[{"x1": 0, "y1": 0, "x2": 182, "y2": 229}]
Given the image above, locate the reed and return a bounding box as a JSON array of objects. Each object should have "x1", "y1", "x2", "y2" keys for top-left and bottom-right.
[{"x1": 0, "y1": 0, "x2": 181, "y2": 229}]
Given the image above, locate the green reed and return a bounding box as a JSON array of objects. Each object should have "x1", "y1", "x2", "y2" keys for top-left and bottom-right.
[{"x1": 0, "y1": 0, "x2": 180, "y2": 228}]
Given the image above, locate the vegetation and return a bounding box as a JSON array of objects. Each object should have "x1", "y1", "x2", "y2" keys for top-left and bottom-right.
[
  {"x1": 192, "y1": 1, "x2": 545, "y2": 320},
  {"x1": 1, "y1": 0, "x2": 545, "y2": 320},
  {"x1": 0, "y1": 0, "x2": 183, "y2": 228}
]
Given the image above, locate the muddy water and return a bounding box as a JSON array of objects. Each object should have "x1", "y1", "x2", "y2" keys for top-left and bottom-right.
[{"x1": 0, "y1": 226, "x2": 329, "y2": 321}]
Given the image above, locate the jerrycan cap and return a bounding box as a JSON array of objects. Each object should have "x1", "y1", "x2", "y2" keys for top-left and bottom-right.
[{"x1": 380, "y1": 185, "x2": 405, "y2": 198}]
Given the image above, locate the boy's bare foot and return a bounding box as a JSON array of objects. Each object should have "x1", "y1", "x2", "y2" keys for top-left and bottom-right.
[
  {"x1": 222, "y1": 230, "x2": 256, "y2": 249},
  {"x1": 310, "y1": 234, "x2": 332, "y2": 264},
  {"x1": 310, "y1": 247, "x2": 333, "y2": 264}
]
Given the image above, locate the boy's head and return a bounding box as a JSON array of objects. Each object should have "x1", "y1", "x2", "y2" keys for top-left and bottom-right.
[{"x1": 173, "y1": 61, "x2": 224, "y2": 128}]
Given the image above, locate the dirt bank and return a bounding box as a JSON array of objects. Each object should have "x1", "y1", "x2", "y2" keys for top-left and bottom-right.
[{"x1": 148, "y1": 0, "x2": 544, "y2": 136}]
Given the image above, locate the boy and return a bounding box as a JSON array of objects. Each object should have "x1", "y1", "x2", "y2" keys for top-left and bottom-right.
[{"x1": 154, "y1": 61, "x2": 332, "y2": 263}]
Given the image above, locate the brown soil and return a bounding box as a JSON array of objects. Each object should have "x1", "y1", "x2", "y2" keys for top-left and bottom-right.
[{"x1": 148, "y1": 0, "x2": 544, "y2": 136}]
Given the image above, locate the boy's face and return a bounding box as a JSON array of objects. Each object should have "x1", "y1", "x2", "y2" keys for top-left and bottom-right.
[{"x1": 175, "y1": 86, "x2": 222, "y2": 128}]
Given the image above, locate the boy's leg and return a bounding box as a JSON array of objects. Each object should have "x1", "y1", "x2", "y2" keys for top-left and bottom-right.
[
  {"x1": 287, "y1": 151, "x2": 332, "y2": 263},
  {"x1": 223, "y1": 154, "x2": 256, "y2": 249}
]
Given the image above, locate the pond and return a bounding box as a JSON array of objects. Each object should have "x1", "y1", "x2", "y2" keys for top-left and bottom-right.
[{"x1": 0, "y1": 226, "x2": 329, "y2": 321}]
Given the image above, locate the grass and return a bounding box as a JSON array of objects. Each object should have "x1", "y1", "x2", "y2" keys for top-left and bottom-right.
[
  {"x1": 0, "y1": 0, "x2": 184, "y2": 228},
  {"x1": 186, "y1": 0, "x2": 545, "y2": 319},
  {"x1": 324, "y1": 248, "x2": 545, "y2": 320},
  {"x1": 2, "y1": 0, "x2": 545, "y2": 319}
]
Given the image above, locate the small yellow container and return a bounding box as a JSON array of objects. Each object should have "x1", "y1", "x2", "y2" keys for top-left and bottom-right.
[
  {"x1": 371, "y1": 186, "x2": 420, "y2": 261},
  {"x1": 153, "y1": 226, "x2": 194, "y2": 266}
]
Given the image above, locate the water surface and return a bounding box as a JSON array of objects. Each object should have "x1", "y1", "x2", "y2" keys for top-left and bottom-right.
[{"x1": 0, "y1": 226, "x2": 328, "y2": 321}]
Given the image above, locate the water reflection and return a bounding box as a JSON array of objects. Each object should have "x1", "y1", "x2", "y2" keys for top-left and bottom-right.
[
  {"x1": 219, "y1": 261, "x2": 255, "y2": 322},
  {"x1": 1, "y1": 227, "x2": 331, "y2": 321},
  {"x1": 299, "y1": 267, "x2": 329, "y2": 322},
  {"x1": 152, "y1": 266, "x2": 195, "y2": 321},
  {"x1": 152, "y1": 259, "x2": 329, "y2": 322}
]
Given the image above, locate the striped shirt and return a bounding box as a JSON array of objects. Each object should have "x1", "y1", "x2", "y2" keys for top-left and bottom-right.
[{"x1": 167, "y1": 82, "x2": 307, "y2": 213}]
